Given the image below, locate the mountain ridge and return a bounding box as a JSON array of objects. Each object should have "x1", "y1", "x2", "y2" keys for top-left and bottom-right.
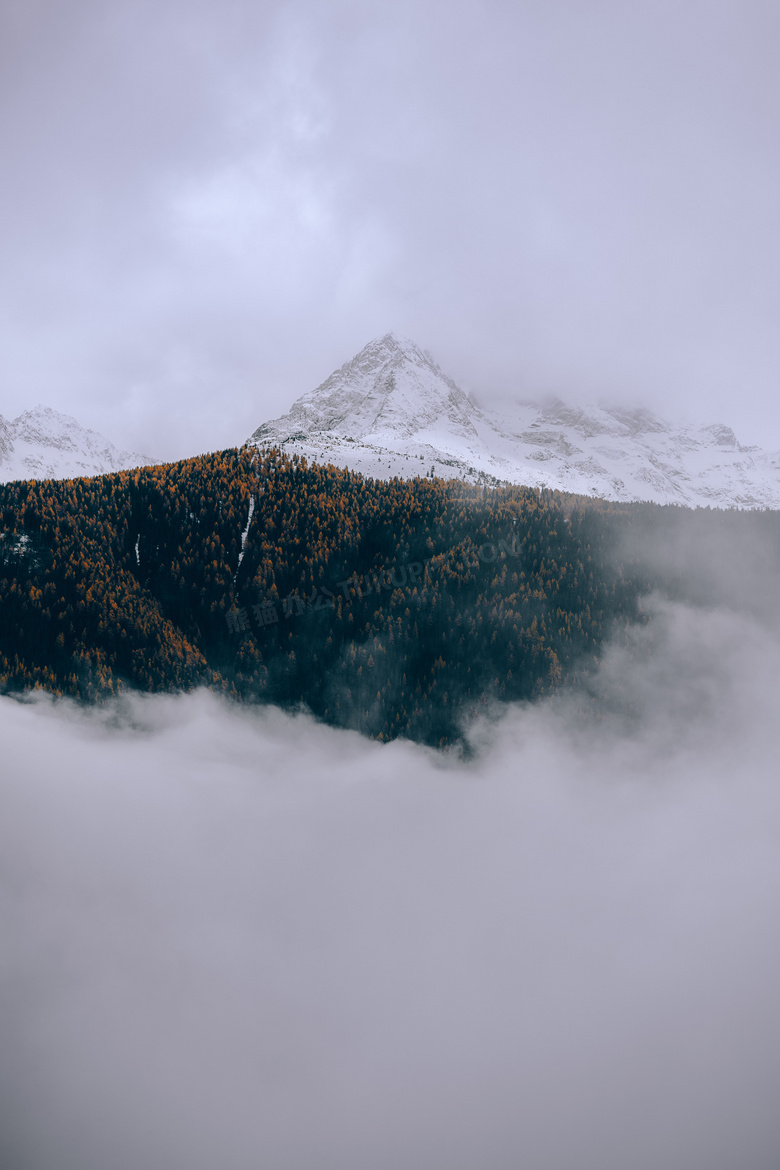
[
  {"x1": 0, "y1": 405, "x2": 155, "y2": 483},
  {"x1": 248, "y1": 333, "x2": 780, "y2": 509}
]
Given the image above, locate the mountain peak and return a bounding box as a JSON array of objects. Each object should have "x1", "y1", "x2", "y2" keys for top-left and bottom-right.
[
  {"x1": 247, "y1": 337, "x2": 780, "y2": 509},
  {"x1": 332, "y1": 332, "x2": 443, "y2": 383},
  {"x1": 0, "y1": 404, "x2": 156, "y2": 483},
  {"x1": 362, "y1": 330, "x2": 435, "y2": 357},
  {"x1": 251, "y1": 333, "x2": 472, "y2": 448},
  {"x1": 12, "y1": 405, "x2": 87, "y2": 445}
]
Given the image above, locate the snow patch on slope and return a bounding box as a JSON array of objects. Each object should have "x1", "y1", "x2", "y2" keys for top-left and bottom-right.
[{"x1": 235, "y1": 495, "x2": 255, "y2": 581}]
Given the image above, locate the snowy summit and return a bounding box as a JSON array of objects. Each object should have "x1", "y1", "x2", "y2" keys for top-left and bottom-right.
[
  {"x1": 247, "y1": 333, "x2": 780, "y2": 509},
  {"x1": 0, "y1": 406, "x2": 155, "y2": 484}
]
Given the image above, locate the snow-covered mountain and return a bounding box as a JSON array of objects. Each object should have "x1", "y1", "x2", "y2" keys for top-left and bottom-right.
[
  {"x1": 0, "y1": 406, "x2": 155, "y2": 484},
  {"x1": 248, "y1": 333, "x2": 780, "y2": 509}
]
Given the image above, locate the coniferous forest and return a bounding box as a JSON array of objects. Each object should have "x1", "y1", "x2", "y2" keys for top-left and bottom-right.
[{"x1": 2, "y1": 446, "x2": 779, "y2": 747}]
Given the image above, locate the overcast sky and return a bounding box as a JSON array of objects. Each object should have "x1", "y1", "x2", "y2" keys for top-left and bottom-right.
[{"x1": 2, "y1": 0, "x2": 779, "y2": 460}]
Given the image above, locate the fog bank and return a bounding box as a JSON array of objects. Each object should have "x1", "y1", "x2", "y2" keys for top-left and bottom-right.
[
  {"x1": 2, "y1": 598, "x2": 780, "y2": 1169},
  {"x1": 4, "y1": 2, "x2": 780, "y2": 453}
]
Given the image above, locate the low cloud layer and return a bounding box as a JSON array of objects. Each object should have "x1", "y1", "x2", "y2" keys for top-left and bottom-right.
[
  {"x1": 2, "y1": 597, "x2": 780, "y2": 1169},
  {"x1": 2, "y1": 1, "x2": 780, "y2": 455}
]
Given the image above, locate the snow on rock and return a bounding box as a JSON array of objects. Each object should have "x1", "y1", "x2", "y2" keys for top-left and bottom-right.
[
  {"x1": 0, "y1": 405, "x2": 156, "y2": 484},
  {"x1": 247, "y1": 333, "x2": 780, "y2": 509}
]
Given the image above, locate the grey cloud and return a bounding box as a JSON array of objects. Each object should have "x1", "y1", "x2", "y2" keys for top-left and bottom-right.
[
  {"x1": 2, "y1": 596, "x2": 780, "y2": 1168},
  {"x1": 1, "y1": 1, "x2": 780, "y2": 457}
]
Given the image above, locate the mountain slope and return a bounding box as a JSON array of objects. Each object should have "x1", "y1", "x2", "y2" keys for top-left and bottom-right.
[
  {"x1": 4, "y1": 442, "x2": 780, "y2": 742},
  {"x1": 248, "y1": 334, "x2": 780, "y2": 508},
  {"x1": 0, "y1": 405, "x2": 155, "y2": 483},
  {"x1": 0, "y1": 447, "x2": 643, "y2": 745}
]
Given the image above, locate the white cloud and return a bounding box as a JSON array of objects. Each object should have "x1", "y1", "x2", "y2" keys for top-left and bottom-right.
[
  {"x1": 2, "y1": 1, "x2": 780, "y2": 455},
  {"x1": 2, "y1": 597, "x2": 780, "y2": 1168}
]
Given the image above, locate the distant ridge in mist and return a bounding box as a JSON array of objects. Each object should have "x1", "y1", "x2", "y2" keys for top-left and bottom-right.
[{"x1": 0, "y1": 405, "x2": 155, "y2": 484}]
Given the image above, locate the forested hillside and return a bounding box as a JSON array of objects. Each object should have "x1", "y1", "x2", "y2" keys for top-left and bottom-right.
[{"x1": 3, "y1": 447, "x2": 774, "y2": 746}]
